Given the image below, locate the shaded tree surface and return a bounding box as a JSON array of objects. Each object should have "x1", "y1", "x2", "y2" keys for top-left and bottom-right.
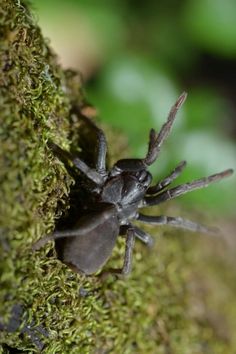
[{"x1": 0, "y1": 1, "x2": 236, "y2": 353}]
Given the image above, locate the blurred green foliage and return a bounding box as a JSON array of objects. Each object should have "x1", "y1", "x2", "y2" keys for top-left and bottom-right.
[
  {"x1": 183, "y1": 0, "x2": 236, "y2": 57},
  {"x1": 33, "y1": 0, "x2": 236, "y2": 214}
]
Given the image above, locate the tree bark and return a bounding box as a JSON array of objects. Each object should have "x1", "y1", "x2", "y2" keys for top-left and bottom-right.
[{"x1": 1, "y1": 1, "x2": 236, "y2": 353}]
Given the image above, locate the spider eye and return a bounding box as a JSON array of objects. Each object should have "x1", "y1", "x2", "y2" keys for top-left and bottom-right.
[
  {"x1": 136, "y1": 171, "x2": 152, "y2": 187},
  {"x1": 136, "y1": 170, "x2": 148, "y2": 182}
]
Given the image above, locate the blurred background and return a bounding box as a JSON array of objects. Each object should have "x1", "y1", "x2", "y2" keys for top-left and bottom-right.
[{"x1": 32, "y1": 0, "x2": 236, "y2": 217}]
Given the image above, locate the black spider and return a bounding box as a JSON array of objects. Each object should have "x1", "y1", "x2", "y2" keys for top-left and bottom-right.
[{"x1": 33, "y1": 92, "x2": 233, "y2": 275}]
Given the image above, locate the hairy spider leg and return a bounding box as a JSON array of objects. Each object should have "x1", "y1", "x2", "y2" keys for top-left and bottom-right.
[
  {"x1": 147, "y1": 160, "x2": 187, "y2": 195},
  {"x1": 130, "y1": 225, "x2": 154, "y2": 246},
  {"x1": 93, "y1": 124, "x2": 107, "y2": 175},
  {"x1": 32, "y1": 205, "x2": 116, "y2": 251},
  {"x1": 122, "y1": 228, "x2": 136, "y2": 274},
  {"x1": 143, "y1": 92, "x2": 187, "y2": 166},
  {"x1": 48, "y1": 141, "x2": 104, "y2": 185},
  {"x1": 143, "y1": 168, "x2": 233, "y2": 206},
  {"x1": 120, "y1": 224, "x2": 153, "y2": 246},
  {"x1": 99, "y1": 227, "x2": 136, "y2": 278},
  {"x1": 137, "y1": 214, "x2": 218, "y2": 235},
  {"x1": 110, "y1": 92, "x2": 187, "y2": 175},
  {"x1": 72, "y1": 109, "x2": 108, "y2": 175},
  {"x1": 103, "y1": 225, "x2": 152, "y2": 276}
]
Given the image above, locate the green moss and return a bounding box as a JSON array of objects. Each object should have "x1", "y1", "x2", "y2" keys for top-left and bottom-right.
[{"x1": 1, "y1": 1, "x2": 236, "y2": 353}]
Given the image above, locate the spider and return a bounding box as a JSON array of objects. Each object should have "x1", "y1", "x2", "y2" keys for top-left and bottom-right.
[{"x1": 33, "y1": 92, "x2": 233, "y2": 275}]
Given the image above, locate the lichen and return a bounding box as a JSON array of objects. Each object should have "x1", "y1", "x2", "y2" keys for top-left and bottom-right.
[{"x1": 0, "y1": 1, "x2": 236, "y2": 353}]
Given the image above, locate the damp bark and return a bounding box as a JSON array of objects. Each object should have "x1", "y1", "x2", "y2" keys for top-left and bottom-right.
[{"x1": 0, "y1": 1, "x2": 236, "y2": 353}]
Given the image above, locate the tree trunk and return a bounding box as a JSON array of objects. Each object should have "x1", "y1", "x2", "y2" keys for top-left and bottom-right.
[{"x1": 1, "y1": 1, "x2": 236, "y2": 353}]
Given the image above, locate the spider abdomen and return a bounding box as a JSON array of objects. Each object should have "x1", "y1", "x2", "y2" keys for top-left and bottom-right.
[{"x1": 55, "y1": 214, "x2": 120, "y2": 275}]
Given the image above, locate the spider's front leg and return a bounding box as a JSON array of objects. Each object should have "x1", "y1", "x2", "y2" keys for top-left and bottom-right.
[
  {"x1": 143, "y1": 169, "x2": 233, "y2": 206},
  {"x1": 138, "y1": 169, "x2": 234, "y2": 235},
  {"x1": 111, "y1": 92, "x2": 187, "y2": 175},
  {"x1": 143, "y1": 92, "x2": 187, "y2": 166},
  {"x1": 147, "y1": 160, "x2": 187, "y2": 195}
]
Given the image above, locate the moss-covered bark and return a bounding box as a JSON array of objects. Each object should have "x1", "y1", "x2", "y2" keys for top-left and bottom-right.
[{"x1": 0, "y1": 0, "x2": 236, "y2": 353}]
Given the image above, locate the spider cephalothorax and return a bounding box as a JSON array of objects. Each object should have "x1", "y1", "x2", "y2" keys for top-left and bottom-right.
[{"x1": 33, "y1": 93, "x2": 233, "y2": 275}]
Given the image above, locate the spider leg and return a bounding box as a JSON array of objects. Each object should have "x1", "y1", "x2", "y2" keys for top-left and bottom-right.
[
  {"x1": 76, "y1": 113, "x2": 107, "y2": 175},
  {"x1": 102, "y1": 225, "x2": 151, "y2": 276},
  {"x1": 143, "y1": 92, "x2": 187, "y2": 166},
  {"x1": 48, "y1": 141, "x2": 104, "y2": 185},
  {"x1": 122, "y1": 228, "x2": 136, "y2": 275},
  {"x1": 110, "y1": 93, "x2": 187, "y2": 175},
  {"x1": 132, "y1": 226, "x2": 153, "y2": 246},
  {"x1": 95, "y1": 127, "x2": 107, "y2": 175},
  {"x1": 100, "y1": 227, "x2": 136, "y2": 277},
  {"x1": 138, "y1": 214, "x2": 219, "y2": 235},
  {"x1": 143, "y1": 169, "x2": 233, "y2": 206},
  {"x1": 120, "y1": 224, "x2": 153, "y2": 246},
  {"x1": 147, "y1": 160, "x2": 187, "y2": 195},
  {"x1": 32, "y1": 205, "x2": 116, "y2": 251}
]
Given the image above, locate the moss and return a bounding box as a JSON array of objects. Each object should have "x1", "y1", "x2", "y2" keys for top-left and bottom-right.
[{"x1": 1, "y1": 0, "x2": 236, "y2": 353}]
